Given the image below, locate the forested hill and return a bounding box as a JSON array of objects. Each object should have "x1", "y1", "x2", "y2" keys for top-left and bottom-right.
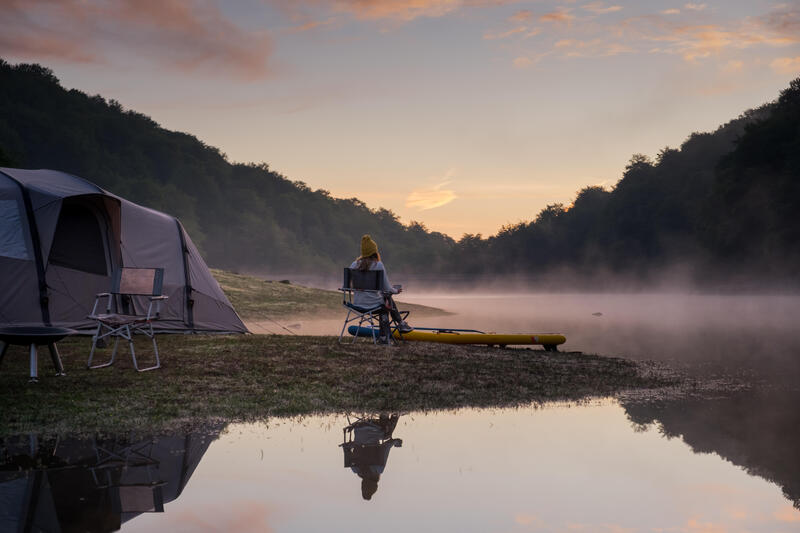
[
  {"x1": 0, "y1": 60, "x2": 454, "y2": 274},
  {"x1": 450, "y1": 78, "x2": 799, "y2": 283},
  {"x1": 1, "y1": 59, "x2": 798, "y2": 283}
]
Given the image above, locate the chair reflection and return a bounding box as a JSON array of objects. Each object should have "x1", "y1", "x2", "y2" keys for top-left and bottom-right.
[
  {"x1": 0, "y1": 429, "x2": 221, "y2": 532},
  {"x1": 340, "y1": 413, "x2": 403, "y2": 501}
]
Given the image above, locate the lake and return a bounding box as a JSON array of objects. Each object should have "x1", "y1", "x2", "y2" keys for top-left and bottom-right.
[{"x1": 3, "y1": 396, "x2": 799, "y2": 532}]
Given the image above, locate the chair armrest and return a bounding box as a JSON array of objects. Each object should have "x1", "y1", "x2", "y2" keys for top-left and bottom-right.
[
  {"x1": 91, "y1": 292, "x2": 113, "y2": 316},
  {"x1": 146, "y1": 296, "x2": 168, "y2": 320}
]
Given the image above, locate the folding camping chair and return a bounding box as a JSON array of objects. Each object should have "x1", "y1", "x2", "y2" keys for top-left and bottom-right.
[
  {"x1": 87, "y1": 267, "x2": 168, "y2": 372},
  {"x1": 338, "y1": 268, "x2": 408, "y2": 345}
]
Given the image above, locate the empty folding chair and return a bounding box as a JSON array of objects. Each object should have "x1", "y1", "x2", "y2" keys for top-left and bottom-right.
[{"x1": 87, "y1": 267, "x2": 167, "y2": 371}]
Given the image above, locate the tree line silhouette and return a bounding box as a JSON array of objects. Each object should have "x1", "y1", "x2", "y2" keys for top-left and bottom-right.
[{"x1": 1, "y1": 59, "x2": 797, "y2": 284}]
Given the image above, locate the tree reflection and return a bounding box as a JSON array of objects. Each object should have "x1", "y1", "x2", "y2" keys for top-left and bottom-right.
[
  {"x1": 340, "y1": 413, "x2": 402, "y2": 501},
  {"x1": 0, "y1": 427, "x2": 222, "y2": 531},
  {"x1": 622, "y1": 390, "x2": 800, "y2": 509}
]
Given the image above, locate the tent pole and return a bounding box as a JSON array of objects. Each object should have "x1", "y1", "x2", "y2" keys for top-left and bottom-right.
[
  {"x1": 3, "y1": 171, "x2": 52, "y2": 326},
  {"x1": 175, "y1": 220, "x2": 195, "y2": 331}
]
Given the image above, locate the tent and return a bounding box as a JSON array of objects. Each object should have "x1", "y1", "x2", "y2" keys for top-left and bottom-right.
[{"x1": 0, "y1": 167, "x2": 247, "y2": 333}]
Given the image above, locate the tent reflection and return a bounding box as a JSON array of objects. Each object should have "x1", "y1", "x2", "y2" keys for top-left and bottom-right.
[{"x1": 0, "y1": 427, "x2": 222, "y2": 532}]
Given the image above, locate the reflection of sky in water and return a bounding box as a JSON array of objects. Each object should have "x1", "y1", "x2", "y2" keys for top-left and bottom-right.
[{"x1": 123, "y1": 401, "x2": 800, "y2": 532}]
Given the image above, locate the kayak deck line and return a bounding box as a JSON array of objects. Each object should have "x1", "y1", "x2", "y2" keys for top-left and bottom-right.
[{"x1": 347, "y1": 325, "x2": 566, "y2": 350}]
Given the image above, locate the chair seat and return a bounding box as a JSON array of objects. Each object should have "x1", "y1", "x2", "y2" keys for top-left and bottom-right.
[
  {"x1": 87, "y1": 313, "x2": 150, "y2": 326},
  {"x1": 344, "y1": 302, "x2": 383, "y2": 314}
]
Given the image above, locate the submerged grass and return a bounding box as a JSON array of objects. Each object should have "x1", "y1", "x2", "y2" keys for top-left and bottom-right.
[{"x1": 0, "y1": 334, "x2": 678, "y2": 436}]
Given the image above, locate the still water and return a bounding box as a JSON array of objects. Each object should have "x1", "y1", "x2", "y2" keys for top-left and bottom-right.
[{"x1": 2, "y1": 395, "x2": 799, "y2": 532}]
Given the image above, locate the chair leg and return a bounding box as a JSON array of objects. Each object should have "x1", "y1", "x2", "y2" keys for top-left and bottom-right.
[
  {"x1": 48, "y1": 343, "x2": 66, "y2": 376},
  {"x1": 29, "y1": 344, "x2": 38, "y2": 383},
  {"x1": 356, "y1": 313, "x2": 378, "y2": 345},
  {"x1": 131, "y1": 324, "x2": 161, "y2": 372},
  {"x1": 88, "y1": 324, "x2": 120, "y2": 369},
  {"x1": 339, "y1": 309, "x2": 353, "y2": 343},
  {"x1": 0, "y1": 341, "x2": 7, "y2": 368}
]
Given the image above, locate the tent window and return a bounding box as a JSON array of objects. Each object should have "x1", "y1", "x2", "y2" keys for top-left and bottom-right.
[
  {"x1": 0, "y1": 199, "x2": 30, "y2": 260},
  {"x1": 49, "y1": 203, "x2": 108, "y2": 275}
]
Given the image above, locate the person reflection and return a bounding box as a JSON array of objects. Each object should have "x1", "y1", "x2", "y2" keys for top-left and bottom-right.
[{"x1": 340, "y1": 413, "x2": 402, "y2": 501}]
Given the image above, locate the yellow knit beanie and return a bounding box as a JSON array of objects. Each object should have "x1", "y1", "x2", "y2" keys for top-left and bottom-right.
[{"x1": 360, "y1": 234, "x2": 378, "y2": 258}]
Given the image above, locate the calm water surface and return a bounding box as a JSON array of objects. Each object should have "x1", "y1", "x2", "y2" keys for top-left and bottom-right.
[{"x1": 3, "y1": 397, "x2": 799, "y2": 532}]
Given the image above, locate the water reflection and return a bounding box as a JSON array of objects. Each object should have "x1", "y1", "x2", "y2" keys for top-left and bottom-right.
[
  {"x1": 622, "y1": 390, "x2": 800, "y2": 509},
  {"x1": 340, "y1": 413, "x2": 402, "y2": 501},
  {"x1": 0, "y1": 428, "x2": 221, "y2": 532}
]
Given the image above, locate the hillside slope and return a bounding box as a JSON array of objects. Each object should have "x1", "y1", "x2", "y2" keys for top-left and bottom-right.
[
  {"x1": 0, "y1": 60, "x2": 454, "y2": 274},
  {"x1": 2, "y1": 59, "x2": 797, "y2": 283}
]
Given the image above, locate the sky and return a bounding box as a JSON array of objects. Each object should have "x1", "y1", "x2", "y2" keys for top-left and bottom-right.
[{"x1": 1, "y1": 0, "x2": 799, "y2": 238}]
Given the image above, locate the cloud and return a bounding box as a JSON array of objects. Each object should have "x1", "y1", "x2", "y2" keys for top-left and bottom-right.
[
  {"x1": 0, "y1": 0, "x2": 273, "y2": 80},
  {"x1": 280, "y1": 0, "x2": 521, "y2": 23},
  {"x1": 406, "y1": 172, "x2": 458, "y2": 210},
  {"x1": 539, "y1": 8, "x2": 575, "y2": 24},
  {"x1": 684, "y1": 3, "x2": 707, "y2": 10},
  {"x1": 661, "y1": 9, "x2": 680, "y2": 15},
  {"x1": 554, "y1": 38, "x2": 631, "y2": 57},
  {"x1": 582, "y1": 2, "x2": 622, "y2": 15},
  {"x1": 770, "y1": 55, "x2": 800, "y2": 74},
  {"x1": 484, "y1": 26, "x2": 528, "y2": 39},
  {"x1": 505, "y1": 4, "x2": 800, "y2": 69},
  {"x1": 515, "y1": 513, "x2": 546, "y2": 527},
  {"x1": 513, "y1": 56, "x2": 534, "y2": 68},
  {"x1": 775, "y1": 505, "x2": 800, "y2": 522},
  {"x1": 330, "y1": 0, "x2": 464, "y2": 21},
  {"x1": 613, "y1": 6, "x2": 800, "y2": 63},
  {"x1": 720, "y1": 59, "x2": 744, "y2": 72},
  {"x1": 509, "y1": 9, "x2": 534, "y2": 23}
]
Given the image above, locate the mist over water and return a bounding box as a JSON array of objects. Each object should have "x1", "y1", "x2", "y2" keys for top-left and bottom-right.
[
  {"x1": 271, "y1": 286, "x2": 800, "y2": 382},
  {"x1": 405, "y1": 291, "x2": 800, "y2": 379}
]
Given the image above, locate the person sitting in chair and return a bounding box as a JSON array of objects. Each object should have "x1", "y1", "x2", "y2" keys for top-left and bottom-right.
[{"x1": 350, "y1": 234, "x2": 413, "y2": 341}]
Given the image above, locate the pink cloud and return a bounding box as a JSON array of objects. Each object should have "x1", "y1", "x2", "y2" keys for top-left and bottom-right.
[
  {"x1": 0, "y1": 0, "x2": 274, "y2": 80},
  {"x1": 554, "y1": 38, "x2": 631, "y2": 57},
  {"x1": 484, "y1": 26, "x2": 528, "y2": 40},
  {"x1": 774, "y1": 505, "x2": 800, "y2": 522},
  {"x1": 281, "y1": 0, "x2": 520, "y2": 23},
  {"x1": 771, "y1": 56, "x2": 800, "y2": 74},
  {"x1": 540, "y1": 8, "x2": 575, "y2": 24},
  {"x1": 582, "y1": 2, "x2": 623, "y2": 15},
  {"x1": 509, "y1": 9, "x2": 534, "y2": 23}
]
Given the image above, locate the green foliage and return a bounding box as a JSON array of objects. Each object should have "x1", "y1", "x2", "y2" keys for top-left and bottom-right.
[
  {"x1": 0, "y1": 60, "x2": 455, "y2": 274},
  {"x1": 1, "y1": 58, "x2": 797, "y2": 281},
  {"x1": 477, "y1": 81, "x2": 798, "y2": 280}
]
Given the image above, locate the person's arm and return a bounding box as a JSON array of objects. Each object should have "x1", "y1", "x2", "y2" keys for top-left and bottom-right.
[{"x1": 376, "y1": 262, "x2": 398, "y2": 294}]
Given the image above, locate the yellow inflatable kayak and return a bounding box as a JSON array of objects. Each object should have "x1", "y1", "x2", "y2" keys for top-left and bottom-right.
[{"x1": 348, "y1": 326, "x2": 566, "y2": 350}]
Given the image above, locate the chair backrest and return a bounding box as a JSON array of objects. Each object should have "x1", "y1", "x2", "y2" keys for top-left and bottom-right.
[
  {"x1": 343, "y1": 268, "x2": 381, "y2": 291},
  {"x1": 112, "y1": 267, "x2": 164, "y2": 296}
]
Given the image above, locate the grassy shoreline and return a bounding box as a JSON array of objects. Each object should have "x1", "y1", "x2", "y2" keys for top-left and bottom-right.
[
  {"x1": 0, "y1": 334, "x2": 680, "y2": 436},
  {"x1": 1, "y1": 271, "x2": 682, "y2": 436}
]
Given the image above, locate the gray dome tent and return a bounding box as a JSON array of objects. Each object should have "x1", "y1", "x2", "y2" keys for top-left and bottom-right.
[{"x1": 0, "y1": 168, "x2": 247, "y2": 333}]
